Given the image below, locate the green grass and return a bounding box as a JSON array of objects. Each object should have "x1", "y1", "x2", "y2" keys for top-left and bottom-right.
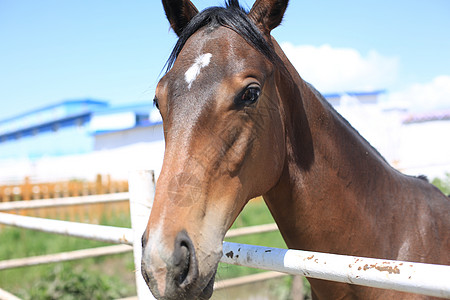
[
  {"x1": 21, "y1": 264, "x2": 131, "y2": 300},
  {"x1": 0, "y1": 211, "x2": 135, "y2": 299},
  {"x1": 432, "y1": 173, "x2": 450, "y2": 195}
]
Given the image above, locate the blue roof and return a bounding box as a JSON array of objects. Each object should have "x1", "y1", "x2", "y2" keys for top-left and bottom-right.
[
  {"x1": 323, "y1": 90, "x2": 386, "y2": 99},
  {"x1": 92, "y1": 102, "x2": 152, "y2": 116},
  {"x1": 0, "y1": 99, "x2": 108, "y2": 136},
  {"x1": 0, "y1": 99, "x2": 108, "y2": 124},
  {"x1": 0, "y1": 113, "x2": 91, "y2": 143}
]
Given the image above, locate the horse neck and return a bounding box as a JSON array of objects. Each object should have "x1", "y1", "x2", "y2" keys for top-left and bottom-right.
[{"x1": 265, "y1": 40, "x2": 400, "y2": 255}]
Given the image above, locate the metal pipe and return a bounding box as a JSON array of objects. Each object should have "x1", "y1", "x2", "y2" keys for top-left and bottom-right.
[
  {"x1": 221, "y1": 242, "x2": 450, "y2": 298},
  {"x1": 0, "y1": 212, "x2": 133, "y2": 245},
  {"x1": 0, "y1": 192, "x2": 129, "y2": 211},
  {"x1": 0, "y1": 288, "x2": 22, "y2": 300},
  {"x1": 0, "y1": 245, "x2": 132, "y2": 270}
]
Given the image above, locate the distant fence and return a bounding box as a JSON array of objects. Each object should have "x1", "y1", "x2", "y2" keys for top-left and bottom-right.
[
  {"x1": 0, "y1": 175, "x2": 129, "y2": 223},
  {"x1": 0, "y1": 174, "x2": 128, "y2": 202},
  {"x1": 0, "y1": 170, "x2": 449, "y2": 299}
]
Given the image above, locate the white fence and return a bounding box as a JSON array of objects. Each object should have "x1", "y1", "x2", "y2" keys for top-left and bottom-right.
[{"x1": 1, "y1": 170, "x2": 449, "y2": 299}]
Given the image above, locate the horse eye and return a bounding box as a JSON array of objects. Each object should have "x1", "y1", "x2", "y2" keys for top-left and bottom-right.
[
  {"x1": 238, "y1": 86, "x2": 260, "y2": 105},
  {"x1": 153, "y1": 96, "x2": 160, "y2": 110}
]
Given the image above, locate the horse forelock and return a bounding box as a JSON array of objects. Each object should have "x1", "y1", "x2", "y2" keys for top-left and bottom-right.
[{"x1": 164, "y1": 0, "x2": 283, "y2": 75}]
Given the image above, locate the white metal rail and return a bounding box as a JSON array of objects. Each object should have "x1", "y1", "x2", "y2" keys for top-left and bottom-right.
[
  {"x1": 0, "y1": 212, "x2": 133, "y2": 244},
  {"x1": 0, "y1": 192, "x2": 129, "y2": 211},
  {"x1": 0, "y1": 245, "x2": 132, "y2": 270},
  {"x1": 221, "y1": 242, "x2": 450, "y2": 299}
]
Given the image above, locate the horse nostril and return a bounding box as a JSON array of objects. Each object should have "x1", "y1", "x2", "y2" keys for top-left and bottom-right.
[
  {"x1": 177, "y1": 242, "x2": 190, "y2": 284},
  {"x1": 173, "y1": 231, "x2": 198, "y2": 288},
  {"x1": 141, "y1": 227, "x2": 149, "y2": 248}
]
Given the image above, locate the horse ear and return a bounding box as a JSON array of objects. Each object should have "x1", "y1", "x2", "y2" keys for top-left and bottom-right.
[
  {"x1": 162, "y1": 0, "x2": 199, "y2": 37},
  {"x1": 248, "y1": 0, "x2": 289, "y2": 35}
]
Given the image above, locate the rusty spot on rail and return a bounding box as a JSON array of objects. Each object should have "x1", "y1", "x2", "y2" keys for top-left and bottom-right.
[
  {"x1": 363, "y1": 263, "x2": 400, "y2": 274},
  {"x1": 119, "y1": 235, "x2": 128, "y2": 243}
]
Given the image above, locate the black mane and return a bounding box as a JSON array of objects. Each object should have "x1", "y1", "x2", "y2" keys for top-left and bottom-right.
[{"x1": 164, "y1": 0, "x2": 282, "y2": 73}]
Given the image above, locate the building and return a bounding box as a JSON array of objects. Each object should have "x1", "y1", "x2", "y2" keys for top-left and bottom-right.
[
  {"x1": 0, "y1": 99, "x2": 108, "y2": 160},
  {"x1": 0, "y1": 99, "x2": 163, "y2": 182},
  {"x1": 397, "y1": 110, "x2": 450, "y2": 177},
  {"x1": 90, "y1": 102, "x2": 163, "y2": 151},
  {"x1": 0, "y1": 99, "x2": 164, "y2": 160}
]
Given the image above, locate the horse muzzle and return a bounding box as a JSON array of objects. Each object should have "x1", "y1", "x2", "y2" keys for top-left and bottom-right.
[{"x1": 141, "y1": 230, "x2": 219, "y2": 300}]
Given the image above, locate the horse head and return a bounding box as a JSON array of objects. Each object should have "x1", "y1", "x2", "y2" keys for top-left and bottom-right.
[{"x1": 141, "y1": 0, "x2": 289, "y2": 299}]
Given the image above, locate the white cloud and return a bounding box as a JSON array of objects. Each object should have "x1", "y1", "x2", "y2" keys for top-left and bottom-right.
[
  {"x1": 280, "y1": 42, "x2": 399, "y2": 93},
  {"x1": 388, "y1": 75, "x2": 450, "y2": 111}
]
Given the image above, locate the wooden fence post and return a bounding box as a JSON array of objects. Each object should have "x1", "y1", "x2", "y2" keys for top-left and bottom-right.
[
  {"x1": 23, "y1": 176, "x2": 31, "y2": 201},
  {"x1": 290, "y1": 275, "x2": 305, "y2": 300},
  {"x1": 128, "y1": 170, "x2": 156, "y2": 300},
  {"x1": 95, "y1": 174, "x2": 103, "y2": 194},
  {"x1": 0, "y1": 186, "x2": 8, "y2": 202}
]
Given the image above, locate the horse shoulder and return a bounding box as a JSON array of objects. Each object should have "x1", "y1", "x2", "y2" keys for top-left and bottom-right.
[{"x1": 394, "y1": 175, "x2": 449, "y2": 265}]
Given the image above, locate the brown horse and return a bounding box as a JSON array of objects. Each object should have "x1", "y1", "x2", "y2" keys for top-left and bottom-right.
[{"x1": 141, "y1": 0, "x2": 450, "y2": 299}]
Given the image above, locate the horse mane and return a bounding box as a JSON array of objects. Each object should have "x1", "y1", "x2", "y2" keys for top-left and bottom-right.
[
  {"x1": 164, "y1": 0, "x2": 283, "y2": 73},
  {"x1": 417, "y1": 174, "x2": 429, "y2": 182},
  {"x1": 305, "y1": 81, "x2": 391, "y2": 165}
]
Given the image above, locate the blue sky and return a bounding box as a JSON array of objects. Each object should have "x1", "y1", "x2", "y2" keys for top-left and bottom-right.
[{"x1": 1, "y1": 0, "x2": 449, "y2": 120}]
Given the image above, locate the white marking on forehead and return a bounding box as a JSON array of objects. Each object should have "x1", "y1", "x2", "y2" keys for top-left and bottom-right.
[{"x1": 185, "y1": 53, "x2": 212, "y2": 89}]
